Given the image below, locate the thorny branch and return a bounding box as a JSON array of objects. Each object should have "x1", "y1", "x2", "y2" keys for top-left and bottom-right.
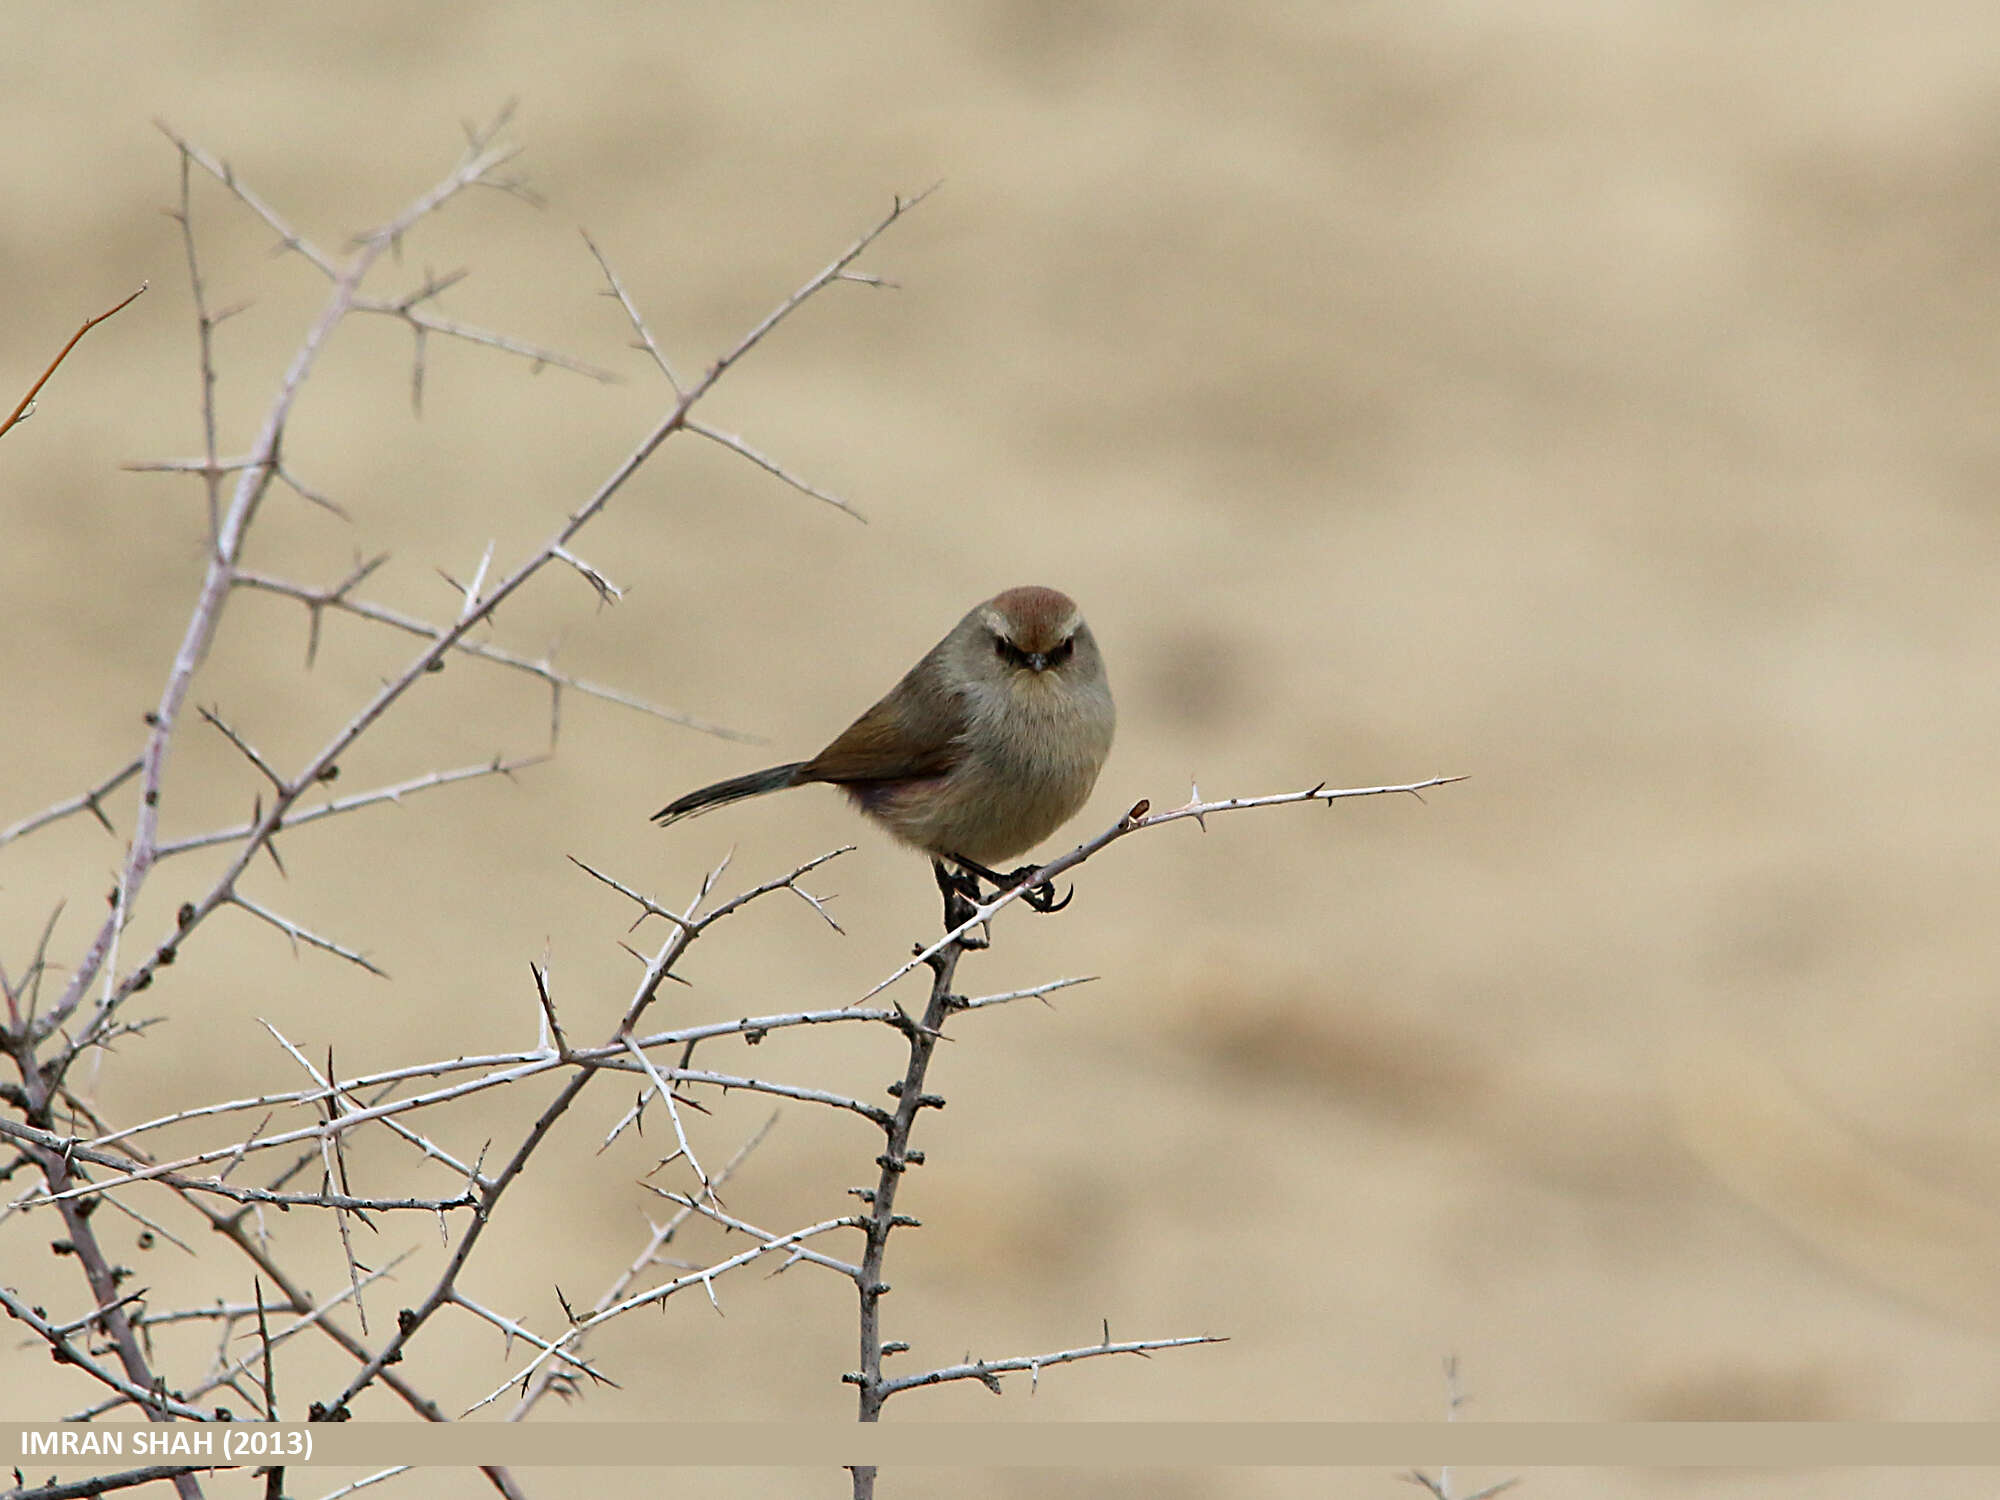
[
  {"x1": 2, "y1": 110, "x2": 1470, "y2": 1500},
  {"x1": 0, "y1": 1284, "x2": 214, "y2": 1420},
  {"x1": 228, "y1": 568, "x2": 754, "y2": 744},
  {"x1": 37, "y1": 110, "x2": 549, "y2": 1061},
  {"x1": 2, "y1": 111, "x2": 934, "y2": 1481},
  {"x1": 875, "y1": 1330, "x2": 1230, "y2": 1399},
  {"x1": 0, "y1": 760, "x2": 142, "y2": 850},
  {"x1": 506, "y1": 1113, "x2": 778, "y2": 1419},
  {"x1": 1, "y1": 1465, "x2": 225, "y2": 1500},
  {"x1": 861, "y1": 776, "x2": 1468, "y2": 1004}
]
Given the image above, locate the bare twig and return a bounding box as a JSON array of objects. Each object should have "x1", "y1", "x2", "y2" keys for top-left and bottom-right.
[
  {"x1": 0, "y1": 1114, "x2": 473, "y2": 1212},
  {"x1": 1403, "y1": 1357, "x2": 1522, "y2": 1500},
  {"x1": 254, "y1": 1277, "x2": 279, "y2": 1420},
  {"x1": 0, "y1": 1122, "x2": 211, "y2": 1499},
  {"x1": 878, "y1": 1330, "x2": 1230, "y2": 1399},
  {"x1": 646, "y1": 1189, "x2": 863, "y2": 1281},
  {"x1": 0, "y1": 759, "x2": 143, "y2": 849},
  {"x1": 232, "y1": 568, "x2": 753, "y2": 740},
  {"x1": 41, "y1": 120, "x2": 532, "y2": 1045},
  {"x1": 619, "y1": 1033, "x2": 711, "y2": 1198},
  {"x1": 166, "y1": 144, "x2": 226, "y2": 539},
  {"x1": 157, "y1": 754, "x2": 547, "y2": 859},
  {"x1": 464, "y1": 1210, "x2": 862, "y2": 1415},
  {"x1": 153, "y1": 120, "x2": 337, "y2": 274},
  {"x1": 1404, "y1": 1477, "x2": 1523, "y2": 1500},
  {"x1": 0, "y1": 283, "x2": 148, "y2": 440},
  {"x1": 229, "y1": 891, "x2": 389, "y2": 978},
  {"x1": 507, "y1": 1113, "x2": 778, "y2": 1420},
  {"x1": 69, "y1": 1249, "x2": 418, "y2": 1422},
  {"x1": 318, "y1": 838, "x2": 873, "y2": 1418},
  {"x1": 0, "y1": 1284, "x2": 214, "y2": 1419},
  {"x1": 548, "y1": 544, "x2": 623, "y2": 605},
  {"x1": 582, "y1": 229, "x2": 683, "y2": 393},
  {"x1": 955, "y1": 975, "x2": 1098, "y2": 1013},
  {"x1": 312, "y1": 1470, "x2": 413, "y2": 1500},
  {"x1": 198, "y1": 706, "x2": 286, "y2": 790},
  {"x1": 350, "y1": 288, "x2": 622, "y2": 400},
  {"x1": 685, "y1": 418, "x2": 865, "y2": 520},
  {"x1": 446, "y1": 1289, "x2": 616, "y2": 1390},
  {"x1": 3, "y1": 121, "x2": 730, "y2": 1471},
  {"x1": 861, "y1": 777, "x2": 1467, "y2": 1004},
  {"x1": 0, "y1": 903, "x2": 68, "y2": 1038},
  {"x1": 9, "y1": 1007, "x2": 911, "y2": 1207},
  {"x1": 2, "y1": 1466, "x2": 225, "y2": 1500}
]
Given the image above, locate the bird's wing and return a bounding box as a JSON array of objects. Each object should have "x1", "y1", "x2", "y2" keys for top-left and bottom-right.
[{"x1": 798, "y1": 652, "x2": 965, "y2": 786}]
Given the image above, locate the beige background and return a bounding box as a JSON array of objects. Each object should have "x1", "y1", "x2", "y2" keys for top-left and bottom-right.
[{"x1": 5, "y1": 3, "x2": 2000, "y2": 1497}]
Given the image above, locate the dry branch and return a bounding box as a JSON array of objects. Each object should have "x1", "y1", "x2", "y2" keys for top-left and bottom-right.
[
  {"x1": 2, "y1": 110, "x2": 1468, "y2": 1500},
  {"x1": 1, "y1": 1464, "x2": 225, "y2": 1500},
  {"x1": 4, "y1": 117, "x2": 938, "y2": 1471},
  {"x1": 877, "y1": 1330, "x2": 1230, "y2": 1399},
  {"x1": 0, "y1": 284, "x2": 148, "y2": 440},
  {"x1": 506, "y1": 1112, "x2": 778, "y2": 1420},
  {"x1": 862, "y1": 775, "x2": 1466, "y2": 1003},
  {"x1": 0, "y1": 760, "x2": 142, "y2": 850}
]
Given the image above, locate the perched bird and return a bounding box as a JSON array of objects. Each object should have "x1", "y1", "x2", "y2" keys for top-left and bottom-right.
[{"x1": 654, "y1": 586, "x2": 1114, "y2": 925}]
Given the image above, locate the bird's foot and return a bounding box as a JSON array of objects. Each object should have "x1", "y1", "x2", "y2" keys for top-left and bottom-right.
[
  {"x1": 931, "y1": 859, "x2": 991, "y2": 947},
  {"x1": 1007, "y1": 869, "x2": 1073, "y2": 914},
  {"x1": 946, "y1": 854, "x2": 1073, "y2": 916}
]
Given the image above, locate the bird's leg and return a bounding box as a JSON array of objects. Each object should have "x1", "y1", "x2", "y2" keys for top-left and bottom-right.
[
  {"x1": 947, "y1": 853, "x2": 1072, "y2": 916},
  {"x1": 930, "y1": 858, "x2": 989, "y2": 947}
]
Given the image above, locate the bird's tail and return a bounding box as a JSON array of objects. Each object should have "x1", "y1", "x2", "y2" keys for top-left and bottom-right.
[{"x1": 652, "y1": 762, "x2": 810, "y2": 827}]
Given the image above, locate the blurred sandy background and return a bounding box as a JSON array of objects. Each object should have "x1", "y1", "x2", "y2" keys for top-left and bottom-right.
[{"x1": 5, "y1": 3, "x2": 2000, "y2": 1497}]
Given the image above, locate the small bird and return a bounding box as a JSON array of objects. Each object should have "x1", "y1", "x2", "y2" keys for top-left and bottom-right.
[{"x1": 654, "y1": 586, "x2": 1115, "y2": 927}]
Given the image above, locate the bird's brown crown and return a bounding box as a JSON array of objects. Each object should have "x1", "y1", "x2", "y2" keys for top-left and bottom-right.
[{"x1": 984, "y1": 585, "x2": 1080, "y2": 653}]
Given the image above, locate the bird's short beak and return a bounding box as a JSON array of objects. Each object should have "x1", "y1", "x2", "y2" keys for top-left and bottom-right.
[{"x1": 1025, "y1": 652, "x2": 1049, "y2": 672}]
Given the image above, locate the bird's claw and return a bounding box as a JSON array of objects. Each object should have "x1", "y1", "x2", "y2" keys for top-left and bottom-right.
[
  {"x1": 1017, "y1": 877, "x2": 1072, "y2": 913},
  {"x1": 935, "y1": 854, "x2": 1075, "y2": 933},
  {"x1": 999, "y1": 866, "x2": 1071, "y2": 914}
]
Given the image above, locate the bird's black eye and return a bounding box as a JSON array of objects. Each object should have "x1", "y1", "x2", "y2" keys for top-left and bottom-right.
[
  {"x1": 993, "y1": 634, "x2": 1014, "y2": 662},
  {"x1": 1048, "y1": 636, "x2": 1075, "y2": 665}
]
